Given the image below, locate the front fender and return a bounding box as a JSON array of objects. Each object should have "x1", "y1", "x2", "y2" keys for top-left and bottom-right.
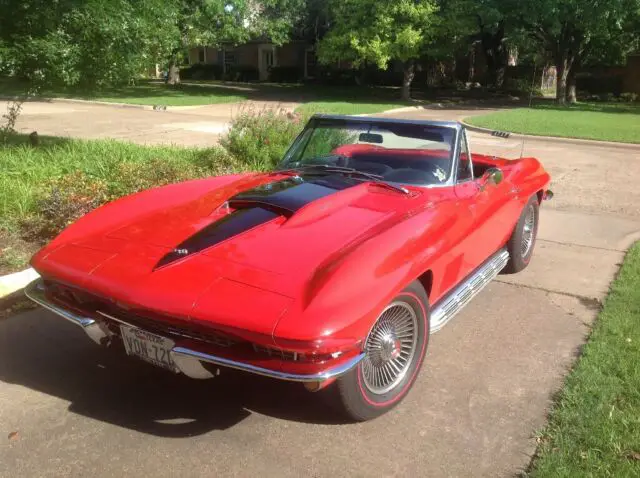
[{"x1": 273, "y1": 205, "x2": 456, "y2": 344}]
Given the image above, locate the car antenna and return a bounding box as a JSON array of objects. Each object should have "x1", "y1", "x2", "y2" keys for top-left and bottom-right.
[{"x1": 520, "y1": 63, "x2": 537, "y2": 159}]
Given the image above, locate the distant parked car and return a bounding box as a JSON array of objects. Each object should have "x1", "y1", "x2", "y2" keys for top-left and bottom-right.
[{"x1": 26, "y1": 115, "x2": 552, "y2": 421}]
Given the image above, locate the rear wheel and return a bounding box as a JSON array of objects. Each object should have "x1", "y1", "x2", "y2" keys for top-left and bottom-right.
[
  {"x1": 335, "y1": 281, "x2": 430, "y2": 421},
  {"x1": 503, "y1": 194, "x2": 539, "y2": 274}
]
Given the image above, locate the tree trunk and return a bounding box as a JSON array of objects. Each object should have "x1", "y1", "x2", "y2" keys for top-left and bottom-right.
[
  {"x1": 401, "y1": 61, "x2": 415, "y2": 101},
  {"x1": 555, "y1": 58, "x2": 568, "y2": 105},
  {"x1": 495, "y1": 66, "x2": 505, "y2": 89},
  {"x1": 166, "y1": 54, "x2": 181, "y2": 85},
  {"x1": 566, "y1": 68, "x2": 577, "y2": 104}
]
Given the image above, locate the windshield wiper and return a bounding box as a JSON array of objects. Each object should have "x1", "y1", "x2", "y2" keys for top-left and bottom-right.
[{"x1": 272, "y1": 164, "x2": 409, "y2": 195}]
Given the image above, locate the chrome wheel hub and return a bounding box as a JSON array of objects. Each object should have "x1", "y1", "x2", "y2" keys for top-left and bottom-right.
[
  {"x1": 361, "y1": 301, "x2": 418, "y2": 395},
  {"x1": 521, "y1": 205, "x2": 536, "y2": 258}
]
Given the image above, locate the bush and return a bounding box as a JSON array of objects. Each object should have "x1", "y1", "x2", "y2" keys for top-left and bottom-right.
[
  {"x1": 314, "y1": 67, "x2": 359, "y2": 86},
  {"x1": 576, "y1": 73, "x2": 623, "y2": 96},
  {"x1": 504, "y1": 77, "x2": 543, "y2": 97},
  {"x1": 21, "y1": 158, "x2": 214, "y2": 241},
  {"x1": 180, "y1": 64, "x2": 224, "y2": 80},
  {"x1": 22, "y1": 171, "x2": 109, "y2": 241},
  {"x1": 269, "y1": 66, "x2": 303, "y2": 83},
  {"x1": 619, "y1": 92, "x2": 639, "y2": 103},
  {"x1": 224, "y1": 65, "x2": 259, "y2": 82},
  {"x1": 220, "y1": 107, "x2": 305, "y2": 170}
]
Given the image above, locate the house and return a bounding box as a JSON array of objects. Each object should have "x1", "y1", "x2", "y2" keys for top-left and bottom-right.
[
  {"x1": 187, "y1": 40, "x2": 318, "y2": 81},
  {"x1": 623, "y1": 53, "x2": 640, "y2": 94}
]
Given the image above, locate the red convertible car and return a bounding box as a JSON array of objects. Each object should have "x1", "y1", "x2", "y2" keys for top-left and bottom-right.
[{"x1": 25, "y1": 115, "x2": 552, "y2": 421}]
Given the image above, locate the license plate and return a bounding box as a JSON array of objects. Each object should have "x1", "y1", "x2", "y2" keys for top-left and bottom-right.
[{"x1": 120, "y1": 325, "x2": 179, "y2": 373}]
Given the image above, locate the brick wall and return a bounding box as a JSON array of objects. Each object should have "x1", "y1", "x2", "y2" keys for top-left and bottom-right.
[{"x1": 623, "y1": 55, "x2": 640, "y2": 94}]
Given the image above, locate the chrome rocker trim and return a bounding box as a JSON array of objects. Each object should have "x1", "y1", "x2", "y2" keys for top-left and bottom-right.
[
  {"x1": 24, "y1": 279, "x2": 364, "y2": 382},
  {"x1": 430, "y1": 247, "x2": 509, "y2": 333}
]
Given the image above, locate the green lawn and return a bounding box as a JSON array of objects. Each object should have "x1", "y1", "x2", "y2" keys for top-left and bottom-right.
[
  {"x1": 296, "y1": 101, "x2": 409, "y2": 116},
  {"x1": 2, "y1": 77, "x2": 414, "y2": 112},
  {"x1": 529, "y1": 242, "x2": 640, "y2": 477},
  {"x1": 466, "y1": 102, "x2": 640, "y2": 143},
  {"x1": 1, "y1": 79, "x2": 247, "y2": 106}
]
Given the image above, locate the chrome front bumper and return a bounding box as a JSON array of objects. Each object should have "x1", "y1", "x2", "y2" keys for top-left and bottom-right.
[{"x1": 25, "y1": 279, "x2": 363, "y2": 382}]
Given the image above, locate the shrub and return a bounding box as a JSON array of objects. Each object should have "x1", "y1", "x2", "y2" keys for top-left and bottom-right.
[
  {"x1": 20, "y1": 158, "x2": 214, "y2": 241},
  {"x1": 619, "y1": 92, "x2": 639, "y2": 103},
  {"x1": 576, "y1": 73, "x2": 623, "y2": 96},
  {"x1": 104, "y1": 157, "x2": 207, "y2": 198},
  {"x1": 22, "y1": 171, "x2": 109, "y2": 241},
  {"x1": 180, "y1": 64, "x2": 223, "y2": 80},
  {"x1": 269, "y1": 66, "x2": 303, "y2": 83},
  {"x1": 224, "y1": 65, "x2": 259, "y2": 82},
  {"x1": 504, "y1": 77, "x2": 543, "y2": 97},
  {"x1": 220, "y1": 107, "x2": 305, "y2": 170}
]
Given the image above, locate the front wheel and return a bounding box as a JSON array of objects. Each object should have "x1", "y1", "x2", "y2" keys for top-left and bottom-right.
[
  {"x1": 503, "y1": 194, "x2": 539, "y2": 274},
  {"x1": 335, "y1": 281, "x2": 430, "y2": 421}
]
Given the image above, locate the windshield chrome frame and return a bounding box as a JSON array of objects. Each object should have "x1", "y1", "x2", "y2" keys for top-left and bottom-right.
[{"x1": 278, "y1": 115, "x2": 462, "y2": 189}]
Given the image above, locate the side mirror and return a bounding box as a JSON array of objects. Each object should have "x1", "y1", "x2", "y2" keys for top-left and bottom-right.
[{"x1": 479, "y1": 167, "x2": 503, "y2": 191}]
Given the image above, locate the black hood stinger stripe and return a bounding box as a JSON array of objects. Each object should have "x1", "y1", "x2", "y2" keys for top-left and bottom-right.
[{"x1": 154, "y1": 174, "x2": 357, "y2": 269}]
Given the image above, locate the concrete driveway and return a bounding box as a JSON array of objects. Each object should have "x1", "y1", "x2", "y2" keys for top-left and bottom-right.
[{"x1": 2, "y1": 106, "x2": 640, "y2": 477}]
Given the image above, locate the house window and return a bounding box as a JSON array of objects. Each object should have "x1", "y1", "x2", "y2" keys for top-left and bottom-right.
[
  {"x1": 198, "y1": 48, "x2": 205, "y2": 63},
  {"x1": 224, "y1": 51, "x2": 236, "y2": 67}
]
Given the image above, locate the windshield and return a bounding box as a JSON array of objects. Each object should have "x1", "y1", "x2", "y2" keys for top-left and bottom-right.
[{"x1": 280, "y1": 118, "x2": 457, "y2": 186}]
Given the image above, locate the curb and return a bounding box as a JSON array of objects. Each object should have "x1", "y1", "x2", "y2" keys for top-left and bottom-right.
[
  {"x1": 461, "y1": 120, "x2": 640, "y2": 150},
  {"x1": 0, "y1": 96, "x2": 201, "y2": 112},
  {"x1": 0, "y1": 268, "x2": 39, "y2": 300}
]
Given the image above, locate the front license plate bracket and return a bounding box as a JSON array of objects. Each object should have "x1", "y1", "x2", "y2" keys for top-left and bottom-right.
[{"x1": 120, "y1": 325, "x2": 179, "y2": 373}]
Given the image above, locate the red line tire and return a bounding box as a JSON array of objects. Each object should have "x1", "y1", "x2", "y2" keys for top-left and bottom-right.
[
  {"x1": 503, "y1": 194, "x2": 539, "y2": 274},
  {"x1": 334, "y1": 281, "x2": 430, "y2": 421}
]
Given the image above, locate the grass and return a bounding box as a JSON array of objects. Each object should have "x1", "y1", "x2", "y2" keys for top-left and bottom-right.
[
  {"x1": 528, "y1": 242, "x2": 640, "y2": 477},
  {"x1": 295, "y1": 101, "x2": 409, "y2": 116},
  {"x1": 466, "y1": 102, "x2": 640, "y2": 143},
  {"x1": 0, "y1": 134, "x2": 230, "y2": 230},
  {"x1": 0, "y1": 134, "x2": 236, "y2": 273},
  {"x1": 0, "y1": 78, "x2": 247, "y2": 106},
  {"x1": 1, "y1": 77, "x2": 413, "y2": 112}
]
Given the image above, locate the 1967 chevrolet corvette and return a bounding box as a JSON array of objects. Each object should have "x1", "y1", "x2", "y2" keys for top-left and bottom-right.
[{"x1": 25, "y1": 115, "x2": 552, "y2": 421}]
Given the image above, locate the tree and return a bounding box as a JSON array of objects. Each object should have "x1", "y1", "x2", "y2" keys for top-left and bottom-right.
[
  {"x1": 317, "y1": 0, "x2": 438, "y2": 100},
  {"x1": 513, "y1": 0, "x2": 639, "y2": 104},
  {"x1": 0, "y1": 0, "x2": 178, "y2": 88}
]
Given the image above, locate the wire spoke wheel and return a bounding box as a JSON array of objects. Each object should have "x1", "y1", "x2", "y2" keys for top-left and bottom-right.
[
  {"x1": 521, "y1": 204, "x2": 536, "y2": 258},
  {"x1": 361, "y1": 301, "x2": 418, "y2": 395}
]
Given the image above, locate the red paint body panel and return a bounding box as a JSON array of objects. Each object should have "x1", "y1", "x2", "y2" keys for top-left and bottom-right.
[{"x1": 31, "y1": 136, "x2": 551, "y2": 375}]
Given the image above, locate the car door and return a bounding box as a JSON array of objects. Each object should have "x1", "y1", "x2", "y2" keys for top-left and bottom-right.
[{"x1": 453, "y1": 129, "x2": 521, "y2": 275}]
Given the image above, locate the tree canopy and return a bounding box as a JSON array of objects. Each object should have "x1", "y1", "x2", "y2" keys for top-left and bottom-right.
[
  {"x1": 0, "y1": 0, "x2": 179, "y2": 88},
  {"x1": 0, "y1": 0, "x2": 637, "y2": 101},
  {"x1": 317, "y1": 0, "x2": 438, "y2": 100}
]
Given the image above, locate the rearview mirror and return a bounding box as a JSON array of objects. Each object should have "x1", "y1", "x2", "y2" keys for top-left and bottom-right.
[
  {"x1": 479, "y1": 167, "x2": 503, "y2": 190},
  {"x1": 358, "y1": 132, "x2": 383, "y2": 144}
]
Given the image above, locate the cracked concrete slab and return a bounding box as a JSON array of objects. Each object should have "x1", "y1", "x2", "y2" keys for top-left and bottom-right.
[{"x1": 498, "y1": 240, "x2": 624, "y2": 300}]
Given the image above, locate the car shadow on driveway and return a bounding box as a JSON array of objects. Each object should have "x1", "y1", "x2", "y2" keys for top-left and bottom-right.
[{"x1": 0, "y1": 309, "x2": 348, "y2": 437}]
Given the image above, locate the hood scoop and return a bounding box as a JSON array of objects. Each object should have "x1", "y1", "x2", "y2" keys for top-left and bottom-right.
[{"x1": 154, "y1": 175, "x2": 356, "y2": 269}]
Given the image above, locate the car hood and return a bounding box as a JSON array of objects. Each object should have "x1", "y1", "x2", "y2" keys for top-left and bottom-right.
[{"x1": 33, "y1": 173, "x2": 427, "y2": 330}]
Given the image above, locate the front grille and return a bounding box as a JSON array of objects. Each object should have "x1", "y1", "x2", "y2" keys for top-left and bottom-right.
[
  {"x1": 98, "y1": 310, "x2": 237, "y2": 348},
  {"x1": 45, "y1": 280, "x2": 301, "y2": 360}
]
